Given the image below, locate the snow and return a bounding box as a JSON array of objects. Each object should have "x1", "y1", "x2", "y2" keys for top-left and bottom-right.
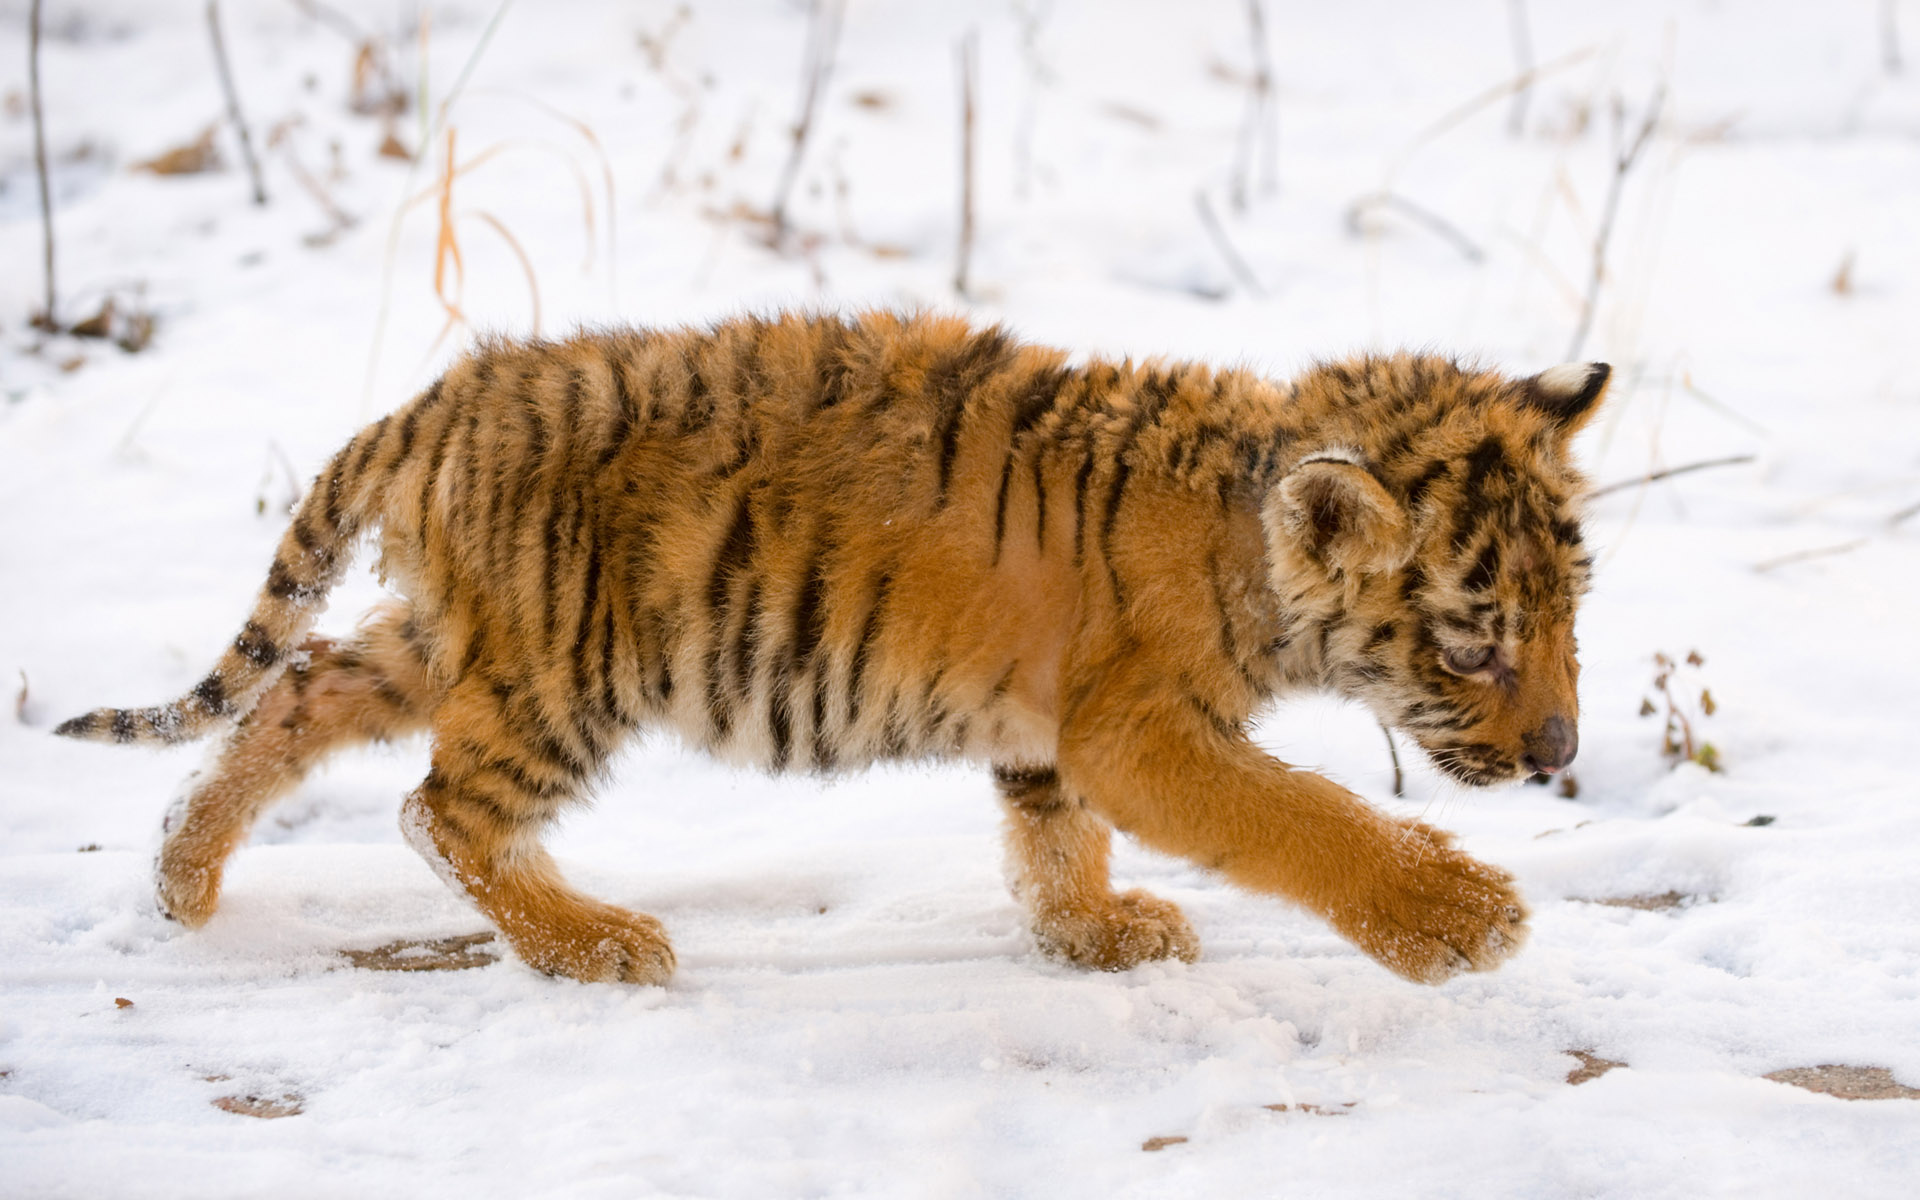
[{"x1": 4, "y1": 0, "x2": 1919, "y2": 1195}]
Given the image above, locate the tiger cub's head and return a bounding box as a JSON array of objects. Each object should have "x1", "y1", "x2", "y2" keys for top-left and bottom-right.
[{"x1": 1262, "y1": 357, "x2": 1612, "y2": 787}]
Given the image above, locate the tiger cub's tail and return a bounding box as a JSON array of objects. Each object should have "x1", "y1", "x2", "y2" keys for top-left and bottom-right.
[{"x1": 54, "y1": 413, "x2": 400, "y2": 746}]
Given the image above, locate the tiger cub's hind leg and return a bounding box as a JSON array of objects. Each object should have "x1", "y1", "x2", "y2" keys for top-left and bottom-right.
[
  {"x1": 401, "y1": 674, "x2": 673, "y2": 985},
  {"x1": 994, "y1": 766, "x2": 1200, "y2": 970},
  {"x1": 157, "y1": 603, "x2": 440, "y2": 926}
]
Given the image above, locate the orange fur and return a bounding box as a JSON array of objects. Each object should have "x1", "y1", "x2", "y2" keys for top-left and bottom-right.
[{"x1": 58, "y1": 312, "x2": 1607, "y2": 985}]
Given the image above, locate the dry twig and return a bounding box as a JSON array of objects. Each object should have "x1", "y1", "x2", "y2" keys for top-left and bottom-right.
[
  {"x1": 1587, "y1": 453, "x2": 1755, "y2": 499},
  {"x1": 1230, "y1": 0, "x2": 1278, "y2": 212},
  {"x1": 28, "y1": 0, "x2": 57, "y2": 329},
  {"x1": 1884, "y1": 0, "x2": 1904, "y2": 75},
  {"x1": 1566, "y1": 82, "x2": 1665, "y2": 361},
  {"x1": 770, "y1": 0, "x2": 846, "y2": 247},
  {"x1": 1195, "y1": 190, "x2": 1264, "y2": 298},
  {"x1": 1507, "y1": 0, "x2": 1534, "y2": 136},
  {"x1": 1346, "y1": 192, "x2": 1485, "y2": 262},
  {"x1": 1379, "y1": 721, "x2": 1405, "y2": 797},
  {"x1": 1753, "y1": 538, "x2": 1868, "y2": 573},
  {"x1": 955, "y1": 30, "x2": 978, "y2": 298},
  {"x1": 207, "y1": 2, "x2": 268, "y2": 205}
]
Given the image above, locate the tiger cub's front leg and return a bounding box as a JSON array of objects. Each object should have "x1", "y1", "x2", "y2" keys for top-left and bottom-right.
[
  {"x1": 994, "y1": 765, "x2": 1200, "y2": 970},
  {"x1": 402, "y1": 674, "x2": 674, "y2": 985},
  {"x1": 1058, "y1": 659, "x2": 1529, "y2": 984}
]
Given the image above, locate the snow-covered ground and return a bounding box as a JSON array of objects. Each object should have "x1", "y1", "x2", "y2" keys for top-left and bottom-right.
[{"x1": 4, "y1": 1, "x2": 1919, "y2": 1195}]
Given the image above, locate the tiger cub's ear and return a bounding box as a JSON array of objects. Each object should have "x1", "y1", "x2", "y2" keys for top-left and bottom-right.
[
  {"x1": 1263, "y1": 450, "x2": 1413, "y2": 578},
  {"x1": 1522, "y1": 362, "x2": 1611, "y2": 439}
]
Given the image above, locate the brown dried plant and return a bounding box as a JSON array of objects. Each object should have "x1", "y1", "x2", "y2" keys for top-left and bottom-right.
[{"x1": 1641, "y1": 649, "x2": 1720, "y2": 771}]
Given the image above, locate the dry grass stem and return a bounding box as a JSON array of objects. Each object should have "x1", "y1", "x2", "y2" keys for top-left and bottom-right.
[
  {"x1": 1566, "y1": 81, "x2": 1666, "y2": 361},
  {"x1": 954, "y1": 30, "x2": 979, "y2": 298},
  {"x1": 1586, "y1": 453, "x2": 1755, "y2": 499},
  {"x1": 1346, "y1": 192, "x2": 1485, "y2": 262},
  {"x1": 771, "y1": 0, "x2": 846, "y2": 247},
  {"x1": 1753, "y1": 538, "x2": 1869, "y2": 573},
  {"x1": 28, "y1": 0, "x2": 56, "y2": 329},
  {"x1": 1378, "y1": 720, "x2": 1405, "y2": 797},
  {"x1": 1194, "y1": 190, "x2": 1265, "y2": 298},
  {"x1": 1385, "y1": 46, "x2": 1597, "y2": 181},
  {"x1": 1230, "y1": 0, "x2": 1278, "y2": 212},
  {"x1": 207, "y1": 2, "x2": 268, "y2": 206},
  {"x1": 1507, "y1": 0, "x2": 1534, "y2": 135}
]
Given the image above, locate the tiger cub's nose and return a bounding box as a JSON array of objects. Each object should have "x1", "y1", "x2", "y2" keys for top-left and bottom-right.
[{"x1": 1523, "y1": 715, "x2": 1578, "y2": 774}]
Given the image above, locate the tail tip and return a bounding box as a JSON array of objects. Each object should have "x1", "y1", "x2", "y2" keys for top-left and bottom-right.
[{"x1": 53, "y1": 712, "x2": 100, "y2": 740}]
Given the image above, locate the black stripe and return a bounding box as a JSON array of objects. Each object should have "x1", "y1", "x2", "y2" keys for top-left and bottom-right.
[
  {"x1": 731, "y1": 578, "x2": 762, "y2": 704},
  {"x1": 809, "y1": 663, "x2": 834, "y2": 770},
  {"x1": 600, "y1": 595, "x2": 627, "y2": 721},
  {"x1": 707, "y1": 491, "x2": 755, "y2": 616},
  {"x1": 1404, "y1": 459, "x2": 1449, "y2": 509},
  {"x1": 930, "y1": 329, "x2": 1015, "y2": 501},
  {"x1": 845, "y1": 572, "x2": 891, "y2": 725},
  {"x1": 1464, "y1": 538, "x2": 1501, "y2": 592},
  {"x1": 816, "y1": 319, "x2": 853, "y2": 410},
  {"x1": 598, "y1": 351, "x2": 637, "y2": 469},
  {"x1": 1186, "y1": 694, "x2": 1241, "y2": 741},
  {"x1": 418, "y1": 393, "x2": 462, "y2": 549},
  {"x1": 1007, "y1": 366, "x2": 1068, "y2": 441},
  {"x1": 1070, "y1": 451, "x2": 1096, "y2": 565},
  {"x1": 349, "y1": 415, "x2": 391, "y2": 480},
  {"x1": 235, "y1": 620, "x2": 281, "y2": 667},
  {"x1": 266, "y1": 558, "x2": 304, "y2": 601},
  {"x1": 990, "y1": 456, "x2": 1016, "y2": 564},
  {"x1": 574, "y1": 533, "x2": 604, "y2": 710},
  {"x1": 1030, "y1": 454, "x2": 1048, "y2": 551},
  {"x1": 790, "y1": 557, "x2": 829, "y2": 670},
  {"x1": 191, "y1": 674, "x2": 230, "y2": 716},
  {"x1": 769, "y1": 675, "x2": 793, "y2": 770}
]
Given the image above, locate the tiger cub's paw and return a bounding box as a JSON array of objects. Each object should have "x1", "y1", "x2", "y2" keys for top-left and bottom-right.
[
  {"x1": 1336, "y1": 819, "x2": 1529, "y2": 985},
  {"x1": 1031, "y1": 888, "x2": 1201, "y2": 971},
  {"x1": 505, "y1": 901, "x2": 677, "y2": 986}
]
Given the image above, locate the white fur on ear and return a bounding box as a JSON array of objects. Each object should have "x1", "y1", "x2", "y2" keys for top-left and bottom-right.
[
  {"x1": 1523, "y1": 362, "x2": 1611, "y2": 434},
  {"x1": 1534, "y1": 362, "x2": 1603, "y2": 399}
]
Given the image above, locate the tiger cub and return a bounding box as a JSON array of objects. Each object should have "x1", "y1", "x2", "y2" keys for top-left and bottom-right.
[{"x1": 57, "y1": 311, "x2": 1607, "y2": 986}]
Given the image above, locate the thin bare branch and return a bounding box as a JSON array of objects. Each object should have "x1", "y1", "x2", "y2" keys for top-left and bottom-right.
[
  {"x1": 289, "y1": 0, "x2": 367, "y2": 45},
  {"x1": 771, "y1": 0, "x2": 846, "y2": 247},
  {"x1": 954, "y1": 29, "x2": 978, "y2": 298},
  {"x1": 1379, "y1": 721, "x2": 1405, "y2": 798},
  {"x1": 208, "y1": 2, "x2": 268, "y2": 205},
  {"x1": 1888, "y1": 499, "x2": 1920, "y2": 527},
  {"x1": 1195, "y1": 190, "x2": 1264, "y2": 298},
  {"x1": 1566, "y1": 81, "x2": 1665, "y2": 361},
  {"x1": 1753, "y1": 538, "x2": 1869, "y2": 573},
  {"x1": 1230, "y1": 0, "x2": 1278, "y2": 212},
  {"x1": 1346, "y1": 192, "x2": 1485, "y2": 262},
  {"x1": 1507, "y1": 0, "x2": 1534, "y2": 136},
  {"x1": 28, "y1": 0, "x2": 56, "y2": 329},
  {"x1": 1587, "y1": 454, "x2": 1755, "y2": 499},
  {"x1": 1385, "y1": 45, "x2": 1596, "y2": 181},
  {"x1": 1884, "y1": 0, "x2": 1904, "y2": 74}
]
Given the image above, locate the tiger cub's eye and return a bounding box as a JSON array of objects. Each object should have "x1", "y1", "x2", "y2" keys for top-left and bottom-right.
[{"x1": 1445, "y1": 645, "x2": 1496, "y2": 674}]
